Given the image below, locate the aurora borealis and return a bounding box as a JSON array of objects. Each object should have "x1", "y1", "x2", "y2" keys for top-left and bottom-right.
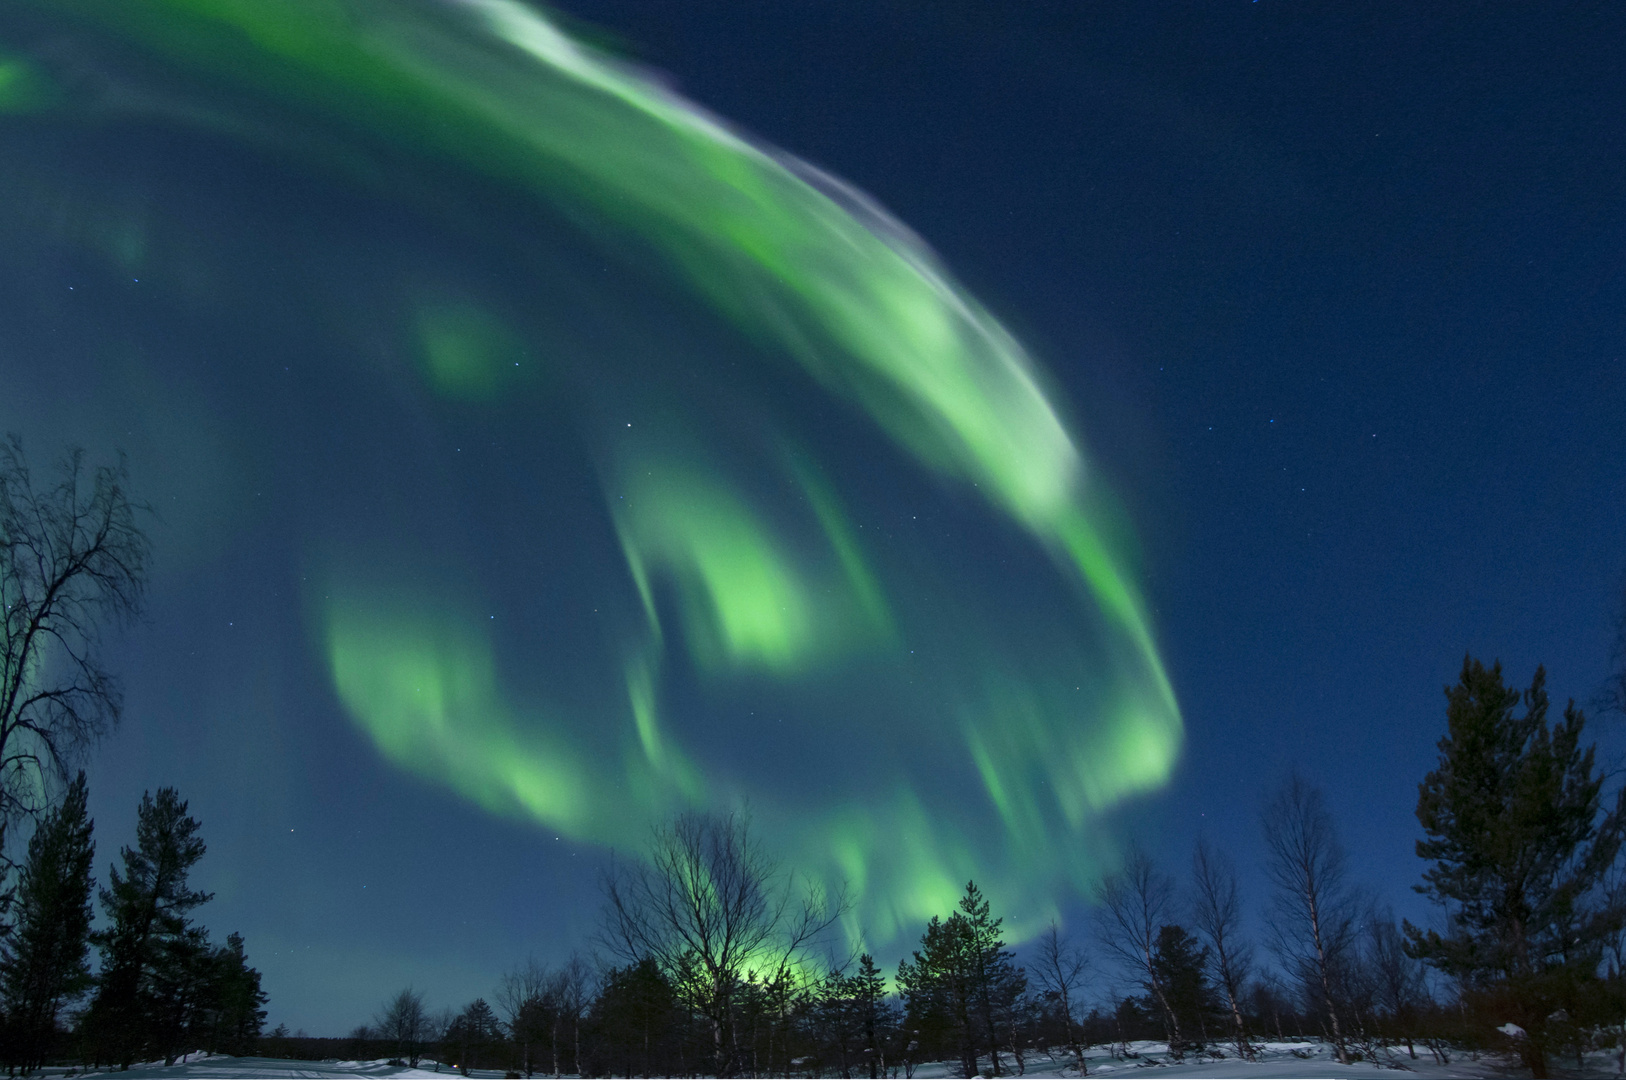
[
  {"x1": 0, "y1": 0, "x2": 1177, "y2": 953},
  {"x1": 2, "y1": 0, "x2": 1622, "y2": 1034}
]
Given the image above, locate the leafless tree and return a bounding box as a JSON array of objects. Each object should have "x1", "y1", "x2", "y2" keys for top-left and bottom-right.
[
  {"x1": 428, "y1": 1006, "x2": 458, "y2": 1068},
  {"x1": 1030, "y1": 921, "x2": 1089, "y2": 1074},
  {"x1": 601, "y1": 809, "x2": 846, "y2": 1077},
  {"x1": 1189, "y1": 838, "x2": 1256, "y2": 1061},
  {"x1": 373, "y1": 986, "x2": 433, "y2": 1066},
  {"x1": 1260, "y1": 774, "x2": 1357, "y2": 1065},
  {"x1": 545, "y1": 953, "x2": 594, "y2": 1076},
  {"x1": 1249, "y1": 972, "x2": 1291, "y2": 1042},
  {"x1": 497, "y1": 957, "x2": 550, "y2": 1077},
  {"x1": 0, "y1": 437, "x2": 148, "y2": 869},
  {"x1": 1364, "y1": 911, "x2": 1425, "y2": 1060},
  {"x1": 1600, "y1": 573, "x2": 1626, "y2": 720},
  {"x1": 1091, "y1": 847, "x2": 1183, "y2": 1054}
]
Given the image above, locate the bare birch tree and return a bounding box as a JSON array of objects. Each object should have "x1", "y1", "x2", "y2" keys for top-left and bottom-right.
[
  {"x1": 1260, "y1": 774, "x2": 1356, "y2": 1065},
  {"x1": 1365, "y1": 911, "x2": 1425, "y2": 1060},
  {"x1": 601, "y1": 809, "x2": 845, "y2": 1077},
  {"x1": 0, "y1": 437, "x2": 148, "y2": 868},
  {"x1": 497, "y1": 957, "x2": 550, "y2": 1077},
  {"x1": 373, "y1": 987, "x2": 432, "y2": 1066},
  {"x1": 1092, "y1": 848, "x2": 1184, "y2": 1055},
  {"x1": 1189, "y1": 838, "x2": 1255, "y2": 1060},
  {"x1": 1030, "y1": 921, "x2": 1089, "y2": 1074},
  {"x1": 548, "y1": 953, "x2": 594, "y2": 1076}
]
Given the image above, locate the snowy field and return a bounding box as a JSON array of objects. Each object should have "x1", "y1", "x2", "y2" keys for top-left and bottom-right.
[{"x1": 29, "y1": 1040, "x2": 1626, "y2": 1080}]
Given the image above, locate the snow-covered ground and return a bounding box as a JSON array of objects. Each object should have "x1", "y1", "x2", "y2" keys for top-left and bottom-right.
[
  {"x1": 909, "y1": 1040, "x2": 1514, "y2": 1079},
  {"x1": 38, "y1": 1056, "x2": 461, "y2": 1079},
  {"x1": 29, "y1": 1040, "x2": 1624, "y2": 1079}
]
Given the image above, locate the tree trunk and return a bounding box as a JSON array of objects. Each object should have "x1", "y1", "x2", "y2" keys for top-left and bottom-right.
[
  {"x1": 1304, "y1": 885, "x2": 1348, "y2": 1065},
  {"x1": 1058, "y1": 1008, "x2": 1086, "y2": 1076},
  {"x1": 1223, "y1": 982, "x2": 1250, "y2": 1061}
]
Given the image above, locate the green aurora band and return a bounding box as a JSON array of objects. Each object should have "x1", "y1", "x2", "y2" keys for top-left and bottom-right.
[{"x1": 2, "y1": 0, "x2": 1181, "y2": 946}]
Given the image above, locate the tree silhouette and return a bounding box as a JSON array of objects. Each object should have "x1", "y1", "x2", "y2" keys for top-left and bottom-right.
[
  {"x1": 1261, "y1": 775, "x2": 1357, "y2": 1065},
  {"x1": 0, "y1": 437, "x2": 148, "y2": 873},
  {"x1": 1189, "y1": 838, "x2": 1254, "y2": 1060},
  {"x1": 601, "y1": 810, "x2": 844, "y2": 1077},
  {"x1": 87, "y1": 787, "x2": 212, "y2": 1068},
  {"x1": 1406, "y1": 658, "x2": 1625, "y2": 1079},
  {"x1": 1093, "y1": 849, "x2": 1185, "y2": 1056},
  {"x1": 1, "y1": 770, "x2": 95, "y2": 1073}
]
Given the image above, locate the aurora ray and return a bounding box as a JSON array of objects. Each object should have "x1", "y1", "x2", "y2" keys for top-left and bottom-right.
[{"x1": 0, "y1": 0, "x2": 1181, "y2": 947}]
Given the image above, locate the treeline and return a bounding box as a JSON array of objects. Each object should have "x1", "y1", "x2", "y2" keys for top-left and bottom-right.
[
  {"x1": 0, "y1": 777, "x2": 267, "y2": 1072},
  {"x1": 351, "y1": 656, "x2": 1623, "y2": 1080}
]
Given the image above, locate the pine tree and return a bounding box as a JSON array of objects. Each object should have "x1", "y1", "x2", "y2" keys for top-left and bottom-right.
[
  {"x1": 196, "y1": 933, "x2": 267, "y2": 1056},
  {"x1": 147, "y1": 922, "x2": 212, "y2": 1064},
  {"x1": 1405, "y1": 658, "x2": 1626, "y2": 1079},
  {"x1": 957, "y1": 882, "x2": 1025, "y2": 1076},
  {"x1": 897, "y1": 912, "x2": 977, "y2": 1078},
  {"x1": 896, "y1": 882, "x2": 1025, "y2": 1078},
  {"x1": 0, "y1": 772, "x2": 95, "y2": 1073},
  {"x1": 87, "y1": 787, "x2": 213, "y2": 1068}
]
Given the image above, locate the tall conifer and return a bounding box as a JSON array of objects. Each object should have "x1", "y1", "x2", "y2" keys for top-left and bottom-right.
[
  {"x1": 958, "y1": 882, "x2": 1025, "y2": 1076},
  {"x1": 1406, "y1": 658, "x2": 1625, "y2": 1079},
  {"x1": 196, "y1": 933, "x2": 267, "y2": 1056},
  {"x1": 851, "y1": 954, "x2": 894, "y2": 1078},
  {"x1": 0, "y1": 771, "x2": 95, "y2": 1073},
  {"x1": 897, "y1": 912, "x2": 977, "y2": 1078},
  {"x1": 897, "y1": 882, "x2": 1025, "y2": 1077},
  {"x1": 87, "y1": 787, "x2": 213, "y2": 1068},
  {"x1": 1148, "y1": 925, "x2": 1215, "y2": 1051}
]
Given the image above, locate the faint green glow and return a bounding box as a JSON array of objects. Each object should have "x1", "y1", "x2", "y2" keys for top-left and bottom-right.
[
  {"x1": 623, "y1": 654, "x2": 704, "y2": 802},
  {"x1": 0, "y1": 55, "x2": 44, "y2": 112},
  {"x1": 789, "y1": 456, "x2": 892, "y2": 638},
  {"x1": 414, "y1": 303, "x2": 528, "y2": 401},
  {"x1": 17, "y1": 0, "x2": 1186, "y2": 950}
]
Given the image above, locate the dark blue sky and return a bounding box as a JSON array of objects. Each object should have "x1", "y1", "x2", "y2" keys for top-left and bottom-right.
[{"x1": 7, "y1": 0, "x2": 1623, "y2": 1033}]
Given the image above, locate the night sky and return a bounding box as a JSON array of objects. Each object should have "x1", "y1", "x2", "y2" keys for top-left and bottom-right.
[{"x1": 1, "y1": 1, "x2": 1622, "y2": 1035}]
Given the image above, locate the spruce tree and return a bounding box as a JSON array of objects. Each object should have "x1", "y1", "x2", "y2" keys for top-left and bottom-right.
[
  {"x1": 1147, "y1": 925, "x2": 1215, "y2": 1052},
  {"x1": 814, "y1": 968, "x2": 864, "y2": 1077},
  {"x1": 588, "y1": 959, "x2": 676, "y2": 1079},
  {"x1": 87, "y1": 787, "x2": 213, "y2": 1068},
  {"x1": 1405, "y1": 658, "x2": 1625, "y2": 1079},
  {"x1": 851, "y1": 954, "x2": 895, "y2": 1079},
  {"x1": 447, "y1": 998, "x2": 499, "y2": 1075},
  {"x1": 0, "y1": 771, "x2": 96, "y2": 1073}
]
